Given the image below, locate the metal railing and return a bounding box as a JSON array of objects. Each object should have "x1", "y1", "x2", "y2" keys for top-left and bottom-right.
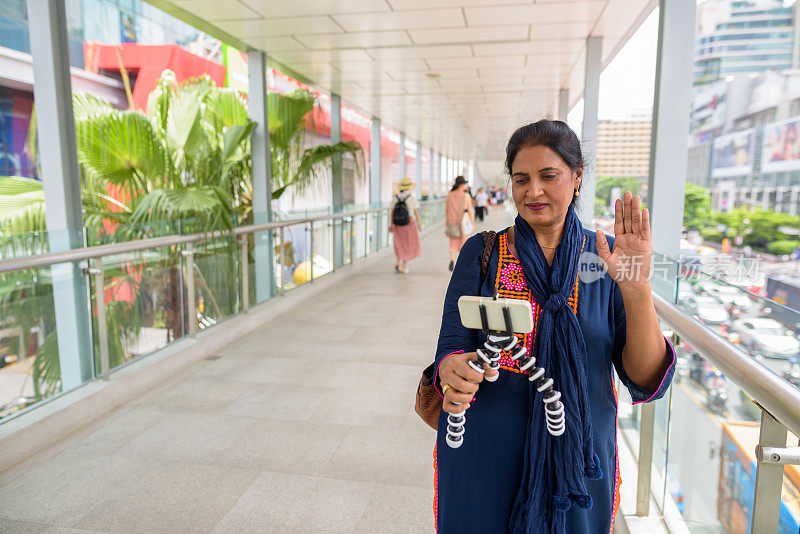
[
  {"x1": 630, "y1": 291, "x2": 800, "y2": 533},
  {"x1": 0, "y1": 199, "x2": 446, "y2": 419}
]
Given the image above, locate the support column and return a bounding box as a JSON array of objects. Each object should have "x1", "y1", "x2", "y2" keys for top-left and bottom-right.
[
  {"x1": 28, "y1": 0, "x2": 92, "y2": 389},
  {"x1": 370, "y1": 118, "x2": 382, "y2": 204},
  {"x1": 399, "y1": 132, "x2": 407, "y2": 184},
  {"x1": 648, "y1": 0, "x2": 695, "y2": 259},
  {"x1": 415, "y1": 141, "x2": 423, "y2": 198},
  {"x1": 330, "y1": 94, "x2": 344, "y2": 268},
  {"x1": 579, "y1": 35, "x2": 602, "y2": 227},
  {"x1": 247, "y1": 50, "x2": 274, "y2": 303},
  {"x1": 429, "y1": 148, "x2": 435, "y2": 199},
  {"x1": 558, "y1": 88, "x2": 570, "y2": 122},
  {"x1": 331, "y1": 93, "x2": 342, "y2": 209}
]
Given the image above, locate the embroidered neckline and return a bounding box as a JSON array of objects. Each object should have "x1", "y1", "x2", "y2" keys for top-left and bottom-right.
[{"x1": 494, "y1": 230, "x2": 584, "y2": 374}]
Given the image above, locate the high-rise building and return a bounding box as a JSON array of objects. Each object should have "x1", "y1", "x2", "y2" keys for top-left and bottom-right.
[
  {"x1": 596, "y1": 113, "x2": 652, "y2": 181},
  {"x1": 694, "y1": 0, "x2": 797, "y2": 86}
]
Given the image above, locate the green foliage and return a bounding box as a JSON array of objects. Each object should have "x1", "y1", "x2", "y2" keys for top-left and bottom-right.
[
  {"x1": 683, "y1": 183, "x2": 712, "y2": 231},
  {"x1": 767, "y1": 240, "x2": 800, "y2": 256},
  {"x1": 267, "y1": 89, "x2": 363, "y2": 201},
  {"x1": 0, "y1": 70, "x2": 365, "y2": 403},
  {"x1": 699, "y1": 207, "x2": 800, "y2": 249},
  {"x1": 595, "y1": 176, "x2": 642, "y2": 204},
  {"x1": 0, "y1": 176, "x2": 46, "y2": 235}
]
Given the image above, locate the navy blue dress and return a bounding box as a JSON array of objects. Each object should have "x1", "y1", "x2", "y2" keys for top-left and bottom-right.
[{"x1": 433, "y1": 227, "x2": 675, "y2": 533}]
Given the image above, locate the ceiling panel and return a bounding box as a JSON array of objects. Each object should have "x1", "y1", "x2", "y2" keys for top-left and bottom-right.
[
  {"x1": 387, "y1": 0, "x2": 531, "y2": 9},
  {"x1": 215, "y1": 16, "x2": 343, "y2": 37},
  {"x1": 296, "y1": 31, "x2": 413, "y2": 49},
  {"x1": 531, "y1": 21, "x2": 595, "y2": 40},
  {"x1": 249, "y1": 36, "x2": 306, "y2": 51},
  {"x1": 244, "y1": 0, "x2": 391, "y2": 17},
  {"x1": 426, "y1": 55, "x2": 525, "y2": 70},
  {"x1": 408, "y1": 25, "x2": 530, "y2": 45},
  {"x1": 269, "y1": 49, "x2": 375, "y2": 63},
  {"x1": 332, "y1": 9, "x2": 465, "y2": 32},
  {"x1": 153, "y1": 0, "x2": 654, "y2": 159},
  {"x1": 365, "y1": 44, "x2": 473, "y2": 60},
  {"x1": 465, "y1": 2, "x2": 604, "y2": 26},
  {"x1": 174, "y1": 0, "x2": 260, "y2": 19}
]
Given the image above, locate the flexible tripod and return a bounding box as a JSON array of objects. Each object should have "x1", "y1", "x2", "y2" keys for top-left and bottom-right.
[{"x1": 445, "y1": 298, "x2": 565, "y2": 449}]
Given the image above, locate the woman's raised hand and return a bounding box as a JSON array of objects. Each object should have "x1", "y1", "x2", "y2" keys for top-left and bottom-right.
[
  {"x1": 438, "y1": 352, "x2": 498, "y2": 414},
  {"x1": 595, "y1": 191, "x2": 653, "y2": 289}
]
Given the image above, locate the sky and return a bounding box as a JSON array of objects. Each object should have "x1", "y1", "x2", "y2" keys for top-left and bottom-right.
[{"x1": 567, "y1": 7, "x2": 659, "y2": 130}]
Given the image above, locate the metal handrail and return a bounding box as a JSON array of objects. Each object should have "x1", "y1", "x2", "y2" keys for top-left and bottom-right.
[
  {"x1": 0, "y1": 200, "x2": 443, "y2": 275},
  {"x1": 653, "y1": 291, "x2": 800, "y2": 438}
]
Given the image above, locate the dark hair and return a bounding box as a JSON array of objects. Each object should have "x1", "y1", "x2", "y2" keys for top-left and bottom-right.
[
  {"x1": 505, "y1": 120, "x2": 584, "y2": 203},
  {"x1": 450, "y1": 175, "x2": 467, "y2": 192}
]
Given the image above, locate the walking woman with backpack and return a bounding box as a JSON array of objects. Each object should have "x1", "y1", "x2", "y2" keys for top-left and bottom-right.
[{"x1": 390, "y1": 177, "x2": 422, "y2": 274}]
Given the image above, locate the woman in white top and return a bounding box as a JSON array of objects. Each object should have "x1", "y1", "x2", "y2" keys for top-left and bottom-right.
[
  {"x1": 389, "y1": 177, "x2": 422, "y2": 274},
  {"x1": 475, "y1": 187, "x2": 488, "y2": 222}
]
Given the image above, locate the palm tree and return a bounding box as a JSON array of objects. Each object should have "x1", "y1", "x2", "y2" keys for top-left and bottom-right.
[{"x1": 0, "y1": 69, "x2": 363, "y2": 403}]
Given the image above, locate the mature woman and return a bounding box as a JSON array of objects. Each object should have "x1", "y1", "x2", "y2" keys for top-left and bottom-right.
[
  {"x1": 445, "y1": 176, "x2": 475, "y2": 271},
  {"x1": 390, "y1": 177, "x2": 422, "y2": 274},
  {"x1": 433, "y1": 120, "x2": 675, "y2": 533}
]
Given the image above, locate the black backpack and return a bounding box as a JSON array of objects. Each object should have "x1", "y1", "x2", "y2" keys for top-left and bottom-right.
[{"x1": 392, "y1": 194, "x2": 411, "y2": 226}]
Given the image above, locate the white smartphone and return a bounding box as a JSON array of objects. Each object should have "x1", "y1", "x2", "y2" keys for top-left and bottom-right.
[{"x1": 457, "y1": 296, "x2": 534, "y2": 334}]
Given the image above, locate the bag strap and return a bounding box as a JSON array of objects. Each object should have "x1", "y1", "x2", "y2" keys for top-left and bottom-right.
[{"x1": 479, "y1": 230, "x2": 497, "y2": 287}]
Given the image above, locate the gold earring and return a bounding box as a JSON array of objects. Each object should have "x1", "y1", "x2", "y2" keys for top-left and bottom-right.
[{"x1": 574, "y1": 189, "x2": 580, "y2": 198}]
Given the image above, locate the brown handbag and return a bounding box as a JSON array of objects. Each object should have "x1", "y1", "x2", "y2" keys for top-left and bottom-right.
[{"x1": 414, "y1": 230, "x2": 497, "y2": 430}]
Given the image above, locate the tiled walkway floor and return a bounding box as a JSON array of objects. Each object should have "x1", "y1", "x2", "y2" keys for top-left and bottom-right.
[{"x1": 0, "y1": 209, "x2": 513, "y2": 533}]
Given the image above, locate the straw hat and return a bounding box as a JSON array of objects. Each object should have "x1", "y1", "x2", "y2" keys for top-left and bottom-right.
[{"x1": 398, "y1": 177, "x2": 415, "y2": 191}]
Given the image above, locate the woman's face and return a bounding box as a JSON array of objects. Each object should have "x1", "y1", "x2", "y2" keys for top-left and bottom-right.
[{"x1": 511, "y1": 145, "x2": 581, "y2": 228}]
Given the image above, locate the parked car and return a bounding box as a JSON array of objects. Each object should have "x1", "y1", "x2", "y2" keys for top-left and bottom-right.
[
  {"x1": 704, "y1": 282, "x2": 753, "y2": 311},
  {"x1": 731, "y1": 318, "x2": 800, "y2": 358},
  {"x1": 682, "y1": 295, "x2": 730, "y2": 325}
]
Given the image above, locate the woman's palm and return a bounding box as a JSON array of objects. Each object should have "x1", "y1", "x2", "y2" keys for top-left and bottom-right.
[{"x1": 596, "y1": 191, "x2": 653, "y2": 286}]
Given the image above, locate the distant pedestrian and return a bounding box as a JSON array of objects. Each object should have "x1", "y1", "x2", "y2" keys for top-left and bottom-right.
[
  {"x1": 475, "y1": 187, "x2": 488, "y2": 222},
  {"x1": 390, "y1": 177, "x2": 422, "y2": 274},
  {"x1": 445, "y1": 176, "x2": 475, "y2": 271}
]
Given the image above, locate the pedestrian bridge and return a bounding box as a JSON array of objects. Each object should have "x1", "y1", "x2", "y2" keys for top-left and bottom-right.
[{"x1": 2, "y1": 205, "x2": 799, "y2": 533}]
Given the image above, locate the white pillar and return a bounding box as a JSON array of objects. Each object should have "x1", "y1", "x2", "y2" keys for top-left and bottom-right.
[
  {"x1": 331, "y1": 93, "x2": 342, "y2": 209},
  {"x1": 247, "y1": 50, "x2": 274, "y2": 302},
  {"x1": 370, "y1": 118, "x2": 381, "y2": 204},
  {"x1": 429, "y1": 148, "x2": 435, "y2": 198},
  {"x1": 330, "y1": 93, "x2": 343, "y2": 267},
  {"x1": 558, "y1": 88, "x2": 570, "y2": 121},
  {"x1": 647, "y1": 0, "x2": 695, "y2": 259},
  {"x1": 415, "y1": 141, "x2": 423, "y2": 197},
  {"x1": 399, "y1": 132, "x2": 406, "y2": 183},
  {"x1": 579, "y1": 35, "x2": 602, "y2": 227},
  {"x1": 28, "y1": 0, "x2": 92, "y2": 389}
]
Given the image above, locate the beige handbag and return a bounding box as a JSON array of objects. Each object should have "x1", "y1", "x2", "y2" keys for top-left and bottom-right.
[{"x1": 445, "y1": 223, "x2": 461, "y2": 238}]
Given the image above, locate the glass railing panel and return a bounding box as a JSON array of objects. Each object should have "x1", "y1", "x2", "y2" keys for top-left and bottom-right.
[
  {"x1": 628, "y1": 248, "x2": 800, "y2": 529},
  {"x1": 615, "y1": 373, "x2": 640, "y2": 484},
  {"x1": 382, "y1": 211, "x2": 392, "y2": 250},
  {"x1": 311, "y1": 220, "x2": 334, "y2": 280},
  {"x1": 191, "y1": 236, "x2": 240, "y2": 331},
  {"x1": 0, "y1": 263, "x2": 62, "y2": 420},
  {"x1": 352, "y1": 214, "x2": 367, "y2": 261},
  {"x1": 367, "y1": 212, "x2": 378, "y2": 254},
  {"x1": 276, "y1": 222, "x2": 311, "y2": 291},
  {"x1": 338, "y1": 218, "x2": 352, "y2": 267},
  {"x1": 92, "y1": 245, "x2": 185, "y2": 373}
]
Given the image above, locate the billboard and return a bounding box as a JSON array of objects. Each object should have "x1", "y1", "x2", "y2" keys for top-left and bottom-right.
[
  {"x1": 711, "y1": 129, "x2": 753, "y2": 178},
  {"x1": 761, "y1": 117, "x2": 800, "y2": 172}
]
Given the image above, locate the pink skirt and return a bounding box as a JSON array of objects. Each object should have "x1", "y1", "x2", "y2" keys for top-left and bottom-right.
[{"x1": 393, "y1": 223, "x2": 422, "y2": 261}]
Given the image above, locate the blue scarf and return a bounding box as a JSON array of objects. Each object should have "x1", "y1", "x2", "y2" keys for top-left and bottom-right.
[{"x1": 509, "y1": 206, "x2": 602, "y2": 534}]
